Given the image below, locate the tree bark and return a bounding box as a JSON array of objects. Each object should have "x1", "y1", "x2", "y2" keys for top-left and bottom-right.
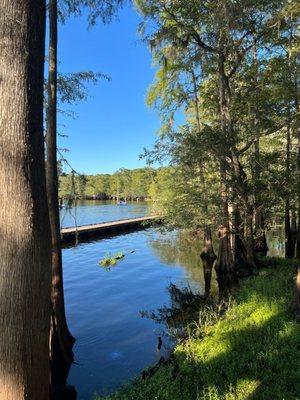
[
  {"x1": 46, "y1": 0, "x2": 75, "y2": 390},
  {"x1": 215, "y1": 225, "x2": 237, "y2": 300},
  {"x1": 215, "y1": 46, "x2": 238, "y2": 297},
  {"x1": 295, "y1": 76, "x2": 300, "y2": 259},
  {"x1": 200, "y1": 226, "x2": 217, "y2": 297},
  {"x1": 229, "y1": 151, "x2": 258, "y2": 273},
  {"x1": 0, "y1": 1, "x2": 51, "y2": 399},
  {"x1": 285, "y1": 119, "x2": 294, "y2": 258},
  {"x1": 252, "y1": 47, "x2": 268, "y2": 256},
  {"x1": 295, "y1": 266, "x2": 300, "y2": 317}
]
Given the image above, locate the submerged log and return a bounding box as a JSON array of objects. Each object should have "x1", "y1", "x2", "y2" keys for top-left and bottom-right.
[{"x1": 200, "y1": 226, "x2": 217, "y2": 297}]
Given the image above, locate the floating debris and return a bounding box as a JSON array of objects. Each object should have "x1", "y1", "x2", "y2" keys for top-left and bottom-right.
[{"x1": 99, "y1": 251, "x2": 134, "y2": 270}]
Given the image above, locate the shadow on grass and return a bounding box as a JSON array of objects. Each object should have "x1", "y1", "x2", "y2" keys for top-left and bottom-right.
[
  {"x1": 172, "y1": 311, "x2": 300, "y2": 400},
  {"x1": 100, "y1": 260, "x2": 300, "y2": 400}
]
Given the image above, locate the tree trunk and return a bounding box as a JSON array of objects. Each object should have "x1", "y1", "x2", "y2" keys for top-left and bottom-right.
[
  {"x1": 251, "y1": 45, "x2": 268, "y2": 257},
  {"x1": 295, "y1": 266, "x2": 300, "y2": 317},
  {"x1": 46, "y1": 0, "x2": 75, "y2": 390},
  {"x1": 215, "y1": 225, "x2": 237, "y2": 300},
  {"x1": 230, "y1": 204, "x2": 252, "y2": 276},
  {"x1": 229, "y1": 152, "x2": 258, "y2": 273},
  {"x1": 200, "y1": 226, "x2": 217, "y2": 297},
  {"x1": 285, "y1": 119, "x2": 294, "y2": 258},
  {"x1": 252, "y1": 110, "x2": 268, "y2": 256},
  {"x1": 295, "y1": 78, "x2": 300, "y2": 259},
  {"x1": 291, "y1": 210, "x2": 297, "y2": 250},
  {"x1": 0, "y1": 1, "x2": 51, "y2": 399},
  {"x1": 254, "y1": 213, "x2": 268, "y2": 257},
  {"x1": 215, "y1": 49, "x2": 238, "y2": 297}
]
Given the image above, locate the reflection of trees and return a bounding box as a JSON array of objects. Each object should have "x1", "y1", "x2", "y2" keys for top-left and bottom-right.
[
  {"x1": 149, "y1": 228, "x2": 285, "y2": 291},
  {"x1": 148, "y1": 229, "x2": 217, "y2": 292},
  {"x1": 140, "y1": 283, "x2": 215, "y2": 342}
]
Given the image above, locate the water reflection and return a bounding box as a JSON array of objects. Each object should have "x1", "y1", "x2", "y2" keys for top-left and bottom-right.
[
  {"x1": 148, "y1": 229, "x2": 217, "y2": 293},
  {"x1": 267, "y1": 227, "x2": 285, "y2": 257},
  {"x1": 65, "y1": 228, "x2": 208, "y2": 399},
  {"x1": 63, "y1": 226, "x2": 284, "y2": 399},
  {"x1": 140, "y1": 283, "x2": 211, "y2": 344}
]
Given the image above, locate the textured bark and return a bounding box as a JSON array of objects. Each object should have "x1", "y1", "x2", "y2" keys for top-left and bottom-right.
[
  {"x1": 252, "y1": 51, "x2": 268, "y2": 256},
  {"x1": 295, "y1": 267, "x2": 300, "y2": 317},
  {"x1": 295, "y1": 78, "x2": 300, "y2": 259},
  {"x1": 215, "y1": 225, "x2": 237, "y2": 300},
  {"x1": 253, "y1": 213, "x2": 268, "y2": 257},
  {"x1": 230, "y1": 203, "x2": 258, "y2": 277},
  {"x1": 229, "y1": 152, "x2": 258, "y2": 273},
  {"x1": 200, "y1": 226, "x2": 217, "y2": 297},
  {"x1": 285, "y1": 119, "x2": 295, "y2": 258},
  {"x1": 46, "y1": 0, "x2": 75, "y2": 388},
  {"x1": 217, "y1": 41, "x2": 232, "y2": 230},
  {"x1": 291, "y1": 210, "x2": 297, "y2": 250},
  {"x1": 215, "y1": 44, "x2": 238, "y2": 297},
  {"x1": 0, "y1": 1, "x2": 51, "y2": 399}
]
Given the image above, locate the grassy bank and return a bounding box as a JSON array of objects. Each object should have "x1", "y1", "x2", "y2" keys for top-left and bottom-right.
[{"x1": 98, "y1": 258, "x2": 300, "y2": 400}]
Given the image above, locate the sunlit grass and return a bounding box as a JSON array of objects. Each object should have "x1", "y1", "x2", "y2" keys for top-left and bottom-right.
[{"x1": 96, "y1": 258, "x2": 300, "y2": 400}]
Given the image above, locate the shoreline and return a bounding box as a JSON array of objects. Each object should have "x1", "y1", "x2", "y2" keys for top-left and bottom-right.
[{"x1": 97, "y1": 258, "x2": 300, "y2": 400}]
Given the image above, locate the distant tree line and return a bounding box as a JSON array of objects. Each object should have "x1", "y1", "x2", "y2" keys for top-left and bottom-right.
[{"x1": 59, "y1": 167, "x2": 158, "y2": 201}]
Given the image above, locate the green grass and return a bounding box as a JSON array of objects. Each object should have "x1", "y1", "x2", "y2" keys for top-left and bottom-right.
[{"x1": 97, "y1": 258, "x2": 300, "y2": 400}]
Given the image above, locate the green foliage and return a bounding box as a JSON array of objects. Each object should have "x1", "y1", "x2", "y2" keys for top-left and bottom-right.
[
  {"x1": 57, "y1": 71, "x2": 109, "y2": 104},
  {"x1": 58, "y1": 0, "x2": 125, "y2": 25},
  {"x1": 97, "y1": 259, "x2": 300, "y2": 399},
  {"x1": 135, "y1": 0, "x2": 300, "y2": 232},
  {"x1": 59, "y1": 167, "x2": 156, "y2": 200},
  {"x1": 99, "y1": 251, "x2": 125, "y2": 269}
]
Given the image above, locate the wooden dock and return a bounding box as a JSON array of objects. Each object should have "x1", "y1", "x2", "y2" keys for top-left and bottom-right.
[{"x1": 61, "y1": 215, "x2": 160, "y2": 243}]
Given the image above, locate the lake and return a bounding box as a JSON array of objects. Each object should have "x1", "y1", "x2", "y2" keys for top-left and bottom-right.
[
  {"x1": 60, "y1": 200, "x2": 150, "y2": 228},
  {"x1": 62, "y1": 201, "x2": 284, "y2": 399}
]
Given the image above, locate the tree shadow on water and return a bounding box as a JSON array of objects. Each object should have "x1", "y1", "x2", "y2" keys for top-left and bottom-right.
[{"x1": 140, "y1": 283, "x2": 218, "y2": 344}]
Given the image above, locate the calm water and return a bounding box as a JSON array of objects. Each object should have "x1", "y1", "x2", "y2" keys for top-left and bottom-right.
[
  {"x1": 60, "y1": 200, "x2": 149, "y2": 228},
  {"x1": 63, "y1": 228, "x2": 206, "y2": 399},
  {"x1": 62, "y1": 202, "x2": 284, "y2": 399}
]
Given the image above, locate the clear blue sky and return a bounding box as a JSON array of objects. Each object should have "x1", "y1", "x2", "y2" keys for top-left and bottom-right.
[{"x1": 58, "y1": 4, "x2": 160, "y2": 175}]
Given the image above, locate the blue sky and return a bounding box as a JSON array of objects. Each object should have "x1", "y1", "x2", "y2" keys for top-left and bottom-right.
[{"x1": 57, "y1": 4, "x2": 160, "y2": 174}]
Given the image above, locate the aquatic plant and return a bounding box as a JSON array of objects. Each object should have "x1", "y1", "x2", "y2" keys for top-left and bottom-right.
[{"x1": 99, "y1": 252, "x2": 125, "y2": 270}]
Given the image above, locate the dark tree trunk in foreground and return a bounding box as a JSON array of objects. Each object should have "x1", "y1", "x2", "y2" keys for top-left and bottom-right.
[
  {"x1": 0, "y1": 1, "x2": 51, "y2": 399},
  {"x1": 46, "y1": 0, "x2": 75, "y2": 392},
  {"x1": 200, "y1": 226, "x2": 217, "y2": 297}
]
